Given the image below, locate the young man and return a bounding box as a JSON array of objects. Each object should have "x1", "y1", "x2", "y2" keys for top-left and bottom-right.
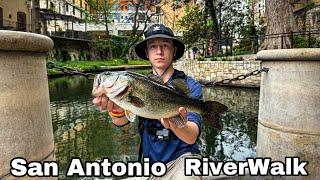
[{"x1": 92, "y1": 24, "x2": 202, "y2": 179}]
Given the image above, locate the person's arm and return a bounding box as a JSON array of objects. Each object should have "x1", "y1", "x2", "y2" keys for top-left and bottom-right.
[
  {"x1": 161, "y1": 77, "x2": 203, "y2": 144},
  {"x1": 161, "y1": 107, "x2": 199, "y2": 144},
  {"x1": 108, "y1": 111, "x2": 129, "y2": 127}
]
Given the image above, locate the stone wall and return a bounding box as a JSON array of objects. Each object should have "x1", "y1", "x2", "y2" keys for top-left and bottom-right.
[{"x1": 174, "y1": 60, "x2": 262, "y2": 87}]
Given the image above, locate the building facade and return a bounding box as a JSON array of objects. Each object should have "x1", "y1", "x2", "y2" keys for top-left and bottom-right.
[
  {"x1": 292, "y1": 0, "x2": 320, "y2": 31},
  {"x1": 107, "y1": 0, "x2": 149, "y2": 36},
  {"x1": 39, "y1": 0, "x2": 95, "y2": 39},
  {"x1": 0, "y1": 0, "x2": 32, "y2": 32}
]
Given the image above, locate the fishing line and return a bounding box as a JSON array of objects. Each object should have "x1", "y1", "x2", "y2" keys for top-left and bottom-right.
[{"x1": 152, "y1": 61, "x2": 173, "y2": 81}]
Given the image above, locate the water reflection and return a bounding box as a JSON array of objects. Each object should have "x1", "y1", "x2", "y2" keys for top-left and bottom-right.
[
  {"x1": 201, "y1": 87, "x2": 259, "y2": 161},
  {"x1": 48, "y1": 75, "x2": 259, "y2": 178}
]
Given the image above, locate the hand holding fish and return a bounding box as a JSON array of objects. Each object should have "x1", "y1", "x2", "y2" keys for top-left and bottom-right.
[
  {"x1": 161, "y1": 107, "x2": 188, "y2": 129},
  {"x1": 161, "y1": 107, "x2": 200, "y2": 144},
  {"x1": 92, "y1": 86, "x2": 124, "y2": 113},
  {"x1": 92, "y1": 87, "x2": 124, "y2": 113}
]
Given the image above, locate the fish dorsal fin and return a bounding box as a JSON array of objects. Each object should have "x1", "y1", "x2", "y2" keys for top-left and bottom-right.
[
  {"x1": 170, "y1": 79, "x2": 189, "y2": 95},
  {"x1": 128, "y1": 95, "x2": 145, "y2": 108},
  {"x1": 146, "y1": 74, "x2": 164, "y2": 84}
]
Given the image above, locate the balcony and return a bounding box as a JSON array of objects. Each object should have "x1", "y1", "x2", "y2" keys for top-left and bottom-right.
[{"x1": 48, "y1": 30, "x2": 92, "y2": 42}]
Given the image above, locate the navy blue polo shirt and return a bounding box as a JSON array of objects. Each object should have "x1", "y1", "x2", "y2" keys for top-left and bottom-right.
[{"x1": 140, "y1": 69, "x2": 203, "y2": 164}]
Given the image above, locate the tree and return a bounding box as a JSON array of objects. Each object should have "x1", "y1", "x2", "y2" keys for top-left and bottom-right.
[
  {"x1": 179, "y1": 5, "x2": 206, "y2": 46},
  {"x1": 260, "y1": 0, "x2": 294, "y2": 49},
  {"x1": 203, "y1": 0, "x2": 219, "y2": 54},
  {"x1": 119, "y1": 0, "x2": 158, "y2": 61},
  {"x1": 179, "y1": 0, "x2": 248, "y2": 56},
  {"x1": 88, "y1": 0, "x2": 115, "y2": 59}
]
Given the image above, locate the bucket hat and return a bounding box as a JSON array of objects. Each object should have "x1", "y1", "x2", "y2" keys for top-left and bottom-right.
[{"x1": 134, "y1": 24, "x2": 185, "y2": 61}]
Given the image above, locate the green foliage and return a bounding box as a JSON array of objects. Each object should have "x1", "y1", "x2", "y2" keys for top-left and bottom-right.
[
  {"x1": 180, "y1": 0, "x2": 257, "y2": 55},
  {"x1": 302, "y1": 2, "x2": 316, "y2": 10},
  {"x1": 179, "y1": 5, "x2": 207, "y2": 46},
  {"x1": 232, "y1": 42, "x2": 255, "y2": 56},
  {"x1": 211, "y1": 57, "x2": 220, "y2": 61},
  {"x1": 293, "y1": 35, "x2": 320, "y2": 48},
  {"x1": 79, "y1": 50, "x2": 91, "y2": 61},
  {"x1": 47, "y1": 59, "x2": 150, "y2": 76},
  {"x1": 196, "y1": 56, "x2": 205, "y2": 61},
  {"x1": 210, "y1": 56, "x2": 243, "y2": 61},
  {"x1": 110, "y1": 35, "x2": 134, "y2": 59},
  {"x1": 220, "y1": 0, "x2": 248, "y2": 37},
  {"x1": 53, "y1": 50, "x2": 71, "y2": 62}
]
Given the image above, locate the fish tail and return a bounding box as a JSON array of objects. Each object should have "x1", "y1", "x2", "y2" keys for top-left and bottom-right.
[{"x1": 202, "y1": 101, "x2": 228, "y2": 130}]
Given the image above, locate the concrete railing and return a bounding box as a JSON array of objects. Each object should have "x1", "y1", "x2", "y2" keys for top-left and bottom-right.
[
  {"x1": 0, "y1": 31, "x2": 56, "y2": 179},
  {"x1": 256, "y1": 48, "x2": 320, "y2": 179},
  {"x1": 174, "y1": 60, "x2": 261, "y2": 87}
]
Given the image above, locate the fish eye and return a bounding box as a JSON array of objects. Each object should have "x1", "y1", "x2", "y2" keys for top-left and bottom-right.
[{"x1": 103, "y1": 71, "x2": 111, "y2": 75}]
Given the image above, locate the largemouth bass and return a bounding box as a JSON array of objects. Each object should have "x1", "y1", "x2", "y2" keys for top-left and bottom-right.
[{"x1": 92, "y1": 71, "x2": 228, "y2": 129}]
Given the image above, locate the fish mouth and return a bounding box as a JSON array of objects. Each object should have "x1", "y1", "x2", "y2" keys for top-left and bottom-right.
[{"x1": 114, "y1": 84, "x2": 131, "y2": 99}]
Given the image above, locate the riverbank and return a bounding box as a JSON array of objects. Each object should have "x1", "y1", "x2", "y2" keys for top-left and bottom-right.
[
  {"x1": 47, "y1": 59, "x2": 261, "y2": 89},
  {"x1": 47, "y1": 59, "x2": 152, "y2": 77}
]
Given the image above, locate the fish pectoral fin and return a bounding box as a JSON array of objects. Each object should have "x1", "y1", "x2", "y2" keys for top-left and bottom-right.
[
  {"x1": 125, "y1": 110, "x2": 137, "y2": 122},
  {"x1": 128, "y1": 95, "x2": 145, "y2": 108},
  {"x1": 171, "y1": 79, "x2": 189, "y2": 95}
]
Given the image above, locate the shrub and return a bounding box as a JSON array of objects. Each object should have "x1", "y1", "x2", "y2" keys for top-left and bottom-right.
[
  {"x1": 293, "y1": 35, "x2": 320, "y2": 48},
  {"x1": 196, "y1": 56, "x2": 205, "y2": 61}
]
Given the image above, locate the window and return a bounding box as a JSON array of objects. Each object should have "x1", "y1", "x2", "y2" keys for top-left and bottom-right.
[
  {"x1": 156, "y1": 6, "x2": 161, "y2": 14},
  {"x1": 50, "y1": 2, "x2": 54, "y2": 10},
  {"x1": 17, "y1": 12, "x2": 27, "y2": 31}
]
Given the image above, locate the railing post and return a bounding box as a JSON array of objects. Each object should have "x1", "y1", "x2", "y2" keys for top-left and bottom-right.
[
  {"x1": 256, "y1": 48, "x2": 320, "y2": 179},
  {"x1": 0, "y1": 31, "x2": 56, "y2": 179},
  {"x1": 308, "y1": 30, "x2": 311, "y2": 48},
  {"x1": 255, "y1": 35, "x2": 259, "y2": 53},
  {"x1": 290, "y1": 31, "x2": 294, "y2": 48},
  {"x1": 230, "y1": 37, "x2": 233, "y2": 56},
  {"x1": 280, "y1": 33, "x2": 284, "y2": 49}
]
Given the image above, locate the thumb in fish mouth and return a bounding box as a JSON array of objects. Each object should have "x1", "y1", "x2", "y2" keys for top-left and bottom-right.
[{"x1": 92, "y1": 86, "x2": 106, "y2": 97}]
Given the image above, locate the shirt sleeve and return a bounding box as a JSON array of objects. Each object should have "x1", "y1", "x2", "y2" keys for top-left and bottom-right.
[{"x1": 186, "y1": 76, "x2": 203, "y2": 130}]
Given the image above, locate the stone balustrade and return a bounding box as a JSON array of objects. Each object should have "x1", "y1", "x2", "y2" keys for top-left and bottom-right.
[{"x1": 174, "y1": 60, "x2": 261, "y2": 87}]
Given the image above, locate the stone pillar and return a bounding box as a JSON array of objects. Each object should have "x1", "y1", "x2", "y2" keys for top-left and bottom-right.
[
  {"x1": 0, "y1": 31, "x2": 55, "y2": 179},
  {"x1": 256, "y1": 48, "x2": 320, "y2": 179}
]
